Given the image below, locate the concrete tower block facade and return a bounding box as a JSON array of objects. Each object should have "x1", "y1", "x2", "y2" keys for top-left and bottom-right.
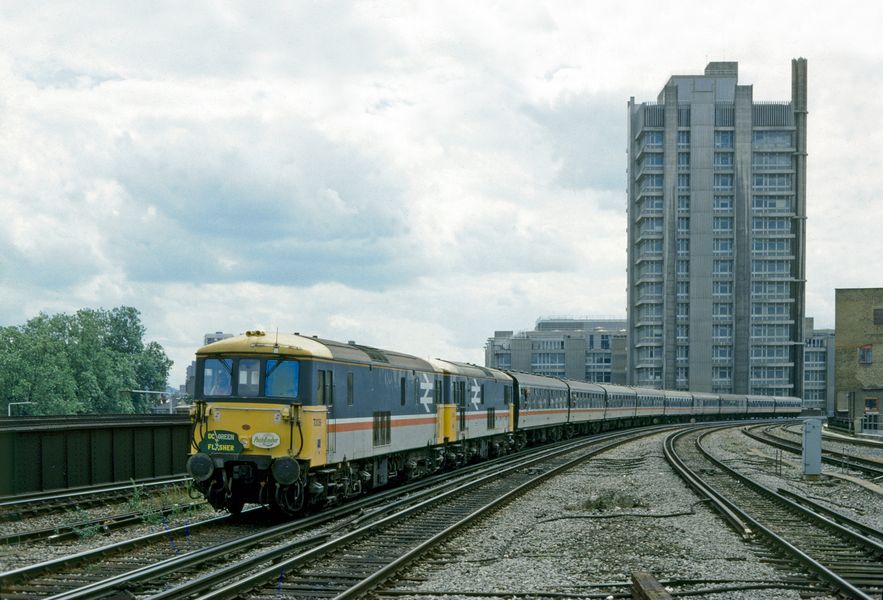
[{"x1": 627, "y1": 60, "x2": 807, "y2": 396}]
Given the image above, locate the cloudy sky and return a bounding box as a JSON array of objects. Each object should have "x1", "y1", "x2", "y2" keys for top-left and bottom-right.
[{"x1": 2, "y1": 2, "x2": 882, "y2": 386}]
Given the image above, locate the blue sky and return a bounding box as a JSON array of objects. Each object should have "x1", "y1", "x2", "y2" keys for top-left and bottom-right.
[{"x1": 2, "y1": 1, "x2": 882, "y2": 386}]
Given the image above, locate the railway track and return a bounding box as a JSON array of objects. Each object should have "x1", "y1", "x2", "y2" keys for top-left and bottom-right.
[
  {"x1": 0, "y1": 476, "x2": 195, "y2": 521},
  {"x1": 665, "y1": 426, "x2": 883, "y2": 599},
  {"x1": 0, "y1": 500, "x2": 207, "y2": 545},
  {"x1": 742, "y1": 424, "x2": 883, "y2": 479},
  {"x1": 185, "y1": 426, "x2": 672, "y2": 600},
  {"x1": 1, "y1": 424, "x2": 680, "y2": 599}
]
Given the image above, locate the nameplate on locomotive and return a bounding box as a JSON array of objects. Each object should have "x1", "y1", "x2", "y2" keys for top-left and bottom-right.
[
  {"x1": 199, "y1": 430, "x2": 245, "y2": 453},
  {"x1": 251, "y1": 432, "x2": 281, "y2": 448}
]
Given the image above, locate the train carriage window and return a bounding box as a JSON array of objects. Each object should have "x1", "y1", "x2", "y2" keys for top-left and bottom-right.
[
  {"x1": 487, "y1": 407, "x2": 495, "y2": 429},
  {"x1": 265, "y1": 360, "x2": 299, "y2": 398},
  {"x1": 400, "y1": 377, "x2": 406, "y2": 406},
  {"x1": 203, "y1": 359, "x2": 233, "y2": 396},
  {"x1": 238, "y1": 359, "x2": 260, "y2": 396},
  {"x1": 480, "y1": 384, "x2": 485, "y2": 405},
  {"x1": 347, "y1": 373, "x2": 354, "y2": 406},
  {"x1": 434, "y1": 380, "x2": 442, "y2": 403},
  {"x1": 504, "y1": 385, "x2": 512, "y2": 405}
]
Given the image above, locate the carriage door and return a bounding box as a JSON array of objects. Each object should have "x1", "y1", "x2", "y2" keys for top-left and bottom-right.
[
  {"x1": 317, "y1": 369, "x2": 335, "y2": 455},
  {"x1": 457, "y1": 380, "x2": 467, "y2": 438}
]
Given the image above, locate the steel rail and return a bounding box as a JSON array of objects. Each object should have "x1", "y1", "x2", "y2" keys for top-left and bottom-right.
[
  {"x1": 776, "y1": 488, "x2": 883, "y2": 544},
  {"x1": 742, "y1": 425, "x2": 883, "y2": 478},
  {"x1": 191, "y1": 426, "x2": 686, "y2": 600},
  {"x1": 0, "y1": 475, "x2": 192, "y2": 509},
  {"x1": 16, "y1": 426, "x2": 669, "y2": 599},
  {"x1": 0, "y1": 501, "x2": 207, "y2": 545},
  {"x1": 664, "y1": 426, "x2": 879, "y2": 599}
]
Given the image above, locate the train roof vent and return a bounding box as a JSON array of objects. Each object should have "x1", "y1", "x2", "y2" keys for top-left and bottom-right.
[
  {"x1": 349, "y1": 343, "x2": 389, "y2": 363},
  {"x1": 348, "y1": 340, "x2": 356, "y2": 345}
]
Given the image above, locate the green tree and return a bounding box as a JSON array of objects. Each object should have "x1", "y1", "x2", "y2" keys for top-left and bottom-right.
[{"x1": 0, "y1": 306, "x2": 173, "y2": 415}]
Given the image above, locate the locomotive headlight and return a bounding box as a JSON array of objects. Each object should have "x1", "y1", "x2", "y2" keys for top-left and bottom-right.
[
  {"x1": 187, "y1": 453, "x2": 214, "y2": 482},
  {"x1": 273, "y1": 410, "x2": 282, "y2": 424},
  {"x1": 271, "y1": 457, "x2": 300, "y2": 485},
  {"x1": 212, "y1": 408, "x2": 221, "y2": 422}
]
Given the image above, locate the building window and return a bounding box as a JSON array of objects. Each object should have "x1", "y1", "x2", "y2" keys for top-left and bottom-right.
[
  {"x1": 874, "y1": 309, "x2": 883, "y2": 325},
  {"x1": 641, "y1": 174, "x2": 663, "y2": 192},
  {"x1": 752, "y1": 217, "x2": 790, "y2": 232},
  {"x1": 713, "y1": 195, "x2": 734, "y2": 211},
  {"x1": 677, "y1": 195, "x2": 690, "y2": 211},
  {"x1": 714, "y1": 152, "x2": 733, "y2": 168},
  {"x1": 713, "y1": 173, "x2": 734, "y2": 191},
  {"x1": 859, "y1": 345, "x2": 873, "y2": 365},
  {"x1": 712, "y1": 345, "x2": 733, "y2": 359},
  {"x1": 713, "y1": 238, "x2": 733, "y2": 255},
  {"x1": 753, "y1": 152, "x2": 792, "y2": 169},
  {"x1": 677, "y1": 281, "x2": 689, "y2": 297},
  {"x1": 713, "y1": 217, "x2": 733, "y2": 232},
  {"x1": 714, "y1": 130, "x2": 734, "y2": 149},
  {"x1": 752, "y1": 195, "x2": 793, "y2": 211},
  {"x1": 677, "y1": 260, "x2": 689, "y2": 275},
  {"x1": 677, "y1": 217, "x2": 690, "y2": 233},
  {"x1": 643, "y1": 131, "x2": 663, "y2": 146},
  {"x1": 678, "y1": 152, "x2": 690, "y2": 167},
  {"x1": 713, "y1": 303, "x2": 733, "y2": 317},
  {"x1": 713, "y1": 281, "x2": 733, "y2": 296},
  {"x1": 713, "y1": 260, "x2": 733, "y2": 275},
  {"x1": 752, "y1": 173, "x2": 792, "y2": 191},
  {"x1": 677, "y1": 238, "x2": 689, "y2": 255},
  {"x1": 677, "y1": 174, "x2": 690, "y2": 190},
  {"x1": 678, "y1": 131, "x2": 690, "y2": 146},
  {"x1": 752, "y1": 130, "x2": 792, "y2": 148},
  {"x1": 713, "y1": 324, "x2": 733, "y2": 339},
  {"x1": 713, "y1": 367, "x2": 732, "y2": 381},
  {"x1": 643, "y1": 153, "x2": 664, "y2": 167},
  {"x1": 677, "y1": 302, "x2": 689, "y2": 318}
]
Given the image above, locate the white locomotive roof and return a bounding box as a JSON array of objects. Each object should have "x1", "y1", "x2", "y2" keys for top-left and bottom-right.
[{"x1": 197, "y1": 331, "x2": 437, "y2": 372}]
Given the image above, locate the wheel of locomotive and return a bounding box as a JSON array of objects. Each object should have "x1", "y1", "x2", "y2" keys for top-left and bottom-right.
[
  {"x1": 227, "y1": 493, "x2": 245, "y2": 516},
  {"x1": 206, "y1": 479, "x2": 227, "y2": 511}
]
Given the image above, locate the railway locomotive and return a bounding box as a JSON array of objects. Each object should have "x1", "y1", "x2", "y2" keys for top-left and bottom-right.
[{"x1": 186, "y1": 331, "x2": 801, "y2": 515}]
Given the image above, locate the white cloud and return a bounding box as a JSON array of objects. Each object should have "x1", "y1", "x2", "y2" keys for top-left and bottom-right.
[{"x1": 2, "y1": 1, "x2": 882, "y2": 385}]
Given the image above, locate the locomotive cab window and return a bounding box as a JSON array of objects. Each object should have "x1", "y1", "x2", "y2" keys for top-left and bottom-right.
[
  {"x1": 203, "y1": 358, "x2": 233, "y2": 396},
  {"x1": 238, "y1": 359, "x2": 261, "y2": 397},
  {"x1": 265, "y1": 360, "x2": 299, "y2": 398}
]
